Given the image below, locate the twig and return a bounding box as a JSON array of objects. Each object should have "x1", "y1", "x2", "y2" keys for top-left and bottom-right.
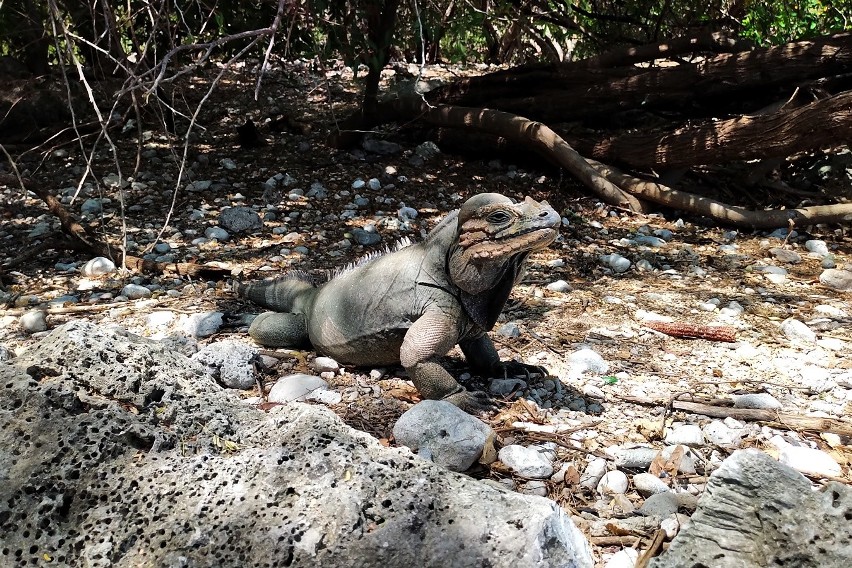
[
  {"x1": 645, "y1": 321, "x2": 737, "y2": 342},
  {"x1": 635, "y1": 529, "x2": 667, "y2": 568}
]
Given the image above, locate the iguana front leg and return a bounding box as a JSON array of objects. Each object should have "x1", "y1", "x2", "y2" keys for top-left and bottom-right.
[
  {"x1": 400, "y1": 311, "x2": 493, "y2": 414},
  {"x1": 460, "y1": 333, "x2": 547, "y2": 381}
]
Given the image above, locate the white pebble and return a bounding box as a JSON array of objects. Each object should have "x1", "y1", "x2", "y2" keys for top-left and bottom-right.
[
  {"x1": 597, "y1": 470, "x2": 629, "y2": 495},
  {"x1": 664, "y1": 424, "x2": 705, "y2": 447},
  {"x1": 604, "y1": 548, "x2": 639, "y2": 568},
  {"x1": 498, "y1": 445, "x2": 554, "y2": 479},
  {"x1": 633, "y1": 473, "x2": 670, "y2": 496},
  {"x1": 20, "y1": 310, "x2": 48, "y2": 333}
]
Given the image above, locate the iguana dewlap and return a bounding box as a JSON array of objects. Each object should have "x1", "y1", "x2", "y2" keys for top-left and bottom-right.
[{"x1": 236, "y1": 192, "x2": 560, "y2": 413}]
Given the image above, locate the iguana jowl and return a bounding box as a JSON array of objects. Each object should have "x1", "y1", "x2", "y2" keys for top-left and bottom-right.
[{"x1": 236, "y1": 192, "x2": 560, "y2": 413}]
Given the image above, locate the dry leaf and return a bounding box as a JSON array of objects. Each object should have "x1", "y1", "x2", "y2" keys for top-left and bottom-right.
[{"x1": 564, "y1": 464, "x2": 580, "y2": 485}]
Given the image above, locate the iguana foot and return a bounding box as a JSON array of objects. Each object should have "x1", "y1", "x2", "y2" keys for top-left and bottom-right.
[
  {"x1": 493, "y1": 361, "x2": 548, "y2": 381},
  {"x1": 442, "y1": 389, "x2": 497, "y2": 415}
]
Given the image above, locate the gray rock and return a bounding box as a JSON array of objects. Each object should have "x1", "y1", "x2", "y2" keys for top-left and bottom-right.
[
  {"x1": 649, "y1": 449, "x2": 852, "y2": 568},
  {"x1": 219, "y1": 206, "x2": 262, "y2": 233},
  {"x1": 80, "y1": 198, "x2": 103, "y2": 215},
  {"x1": 179, "y1": 311, "x2": 224, "y2": 338},
  {"x1": 768, "y1": 247, "x2": 802, "y2": 264},
  {"x1": 664, "y1": 424, "x2": 705, "y2": 447},
  {"x1": 362, "y1": 138, "x2": 402, "y2": 155},
  {"x1": 312, "y1": 356, "x2": 340, "y2": 373},
  {"x1": 1, "y1": 326, "x2": 593, "y2": 567},
  {"x1": 48, "y1": 295, "x2": 79, "y2": 305},
  {"x1": 394, "y1": 400, "x2": 494, "y2": 472},
  {"x1": 702, "y1": 420, "x2": 744, "y2": 447},
  {"x1": 121, "y1": 283, "x2": 152, "y2": 300},
  {"x1": 204, "y1": 226, "x2": 230, "y2": 241},
  {"x1": 352, "y1": 227, "x2": 382, "y2": 246},
  {"x1": 0, "y1": 345, "x2": 11, "y2": 362},
  {"x1": 820, "y1": 268, "x2": 852, "y2": 291},
  {"x1": 191, "y1": 340, "x2": 259, "y2": 390},
  {"x1": 20, "y1": 309, "x2": 47, "y2": 333},
  {"x1": 495, "y1": 322, "x2": 521, "y2": 338},
  {"x1": 633, "y1": 473, "x2": 670, "y2": 496},
  {"x1": 154, "y1": 242, "x2": 172, "y2": 254},
  {"x1": 601, "y1": 253, "x2": 631, "y2": 273},
  {"x1": 732, "y1": 392, "x2": 781, "y2": 410},
  {"x1": 498, "y1": 444, "x2": 555, "y2": 479},
  {"x1": 580, "y1": 457, "x2": 609, "y2": 489},
  {"x1": 367, "y1": 178, "x2": 382, "y2": 191},
  {"x1": 219, "y1": 157, "x2": 237, "y2": 170},
  {"x1": 81, "y1": 256, "x2": 117, "y2": 277},
  {"x1": 640, "y1": 492, "x2": 681, "y2": 519},
  {"x1": 489, "y1": 377, "x2": 527, "y2": 395},
  {"x1": 27, "y1": 221, "x2": 51, "y2": 238},
  {"x1": 523, "y1": 480, "x2": 549, "y2": 497},
  {"x1": 267, "y1": 374, "x2": 329, "y2": 402},
  {"x1": 805, "y1": 239, "x2": 829, "y2": 256},
  {"x1": 781, "y1": 318, "x2": 817, "y2": 344},
  {"x1": 415, "y1": 141, "x2": 441, "y2": 160},
  {"x1": 613, "y1": 446, "x2": 659, "y2": 469},
  {"x1": 546, "y1": 279, "x2": 572, "y2": 293}
]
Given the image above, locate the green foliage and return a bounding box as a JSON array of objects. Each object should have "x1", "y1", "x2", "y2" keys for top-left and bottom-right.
[{"x1": 740, "y1": 0, "x2": 849, "y2": 45}]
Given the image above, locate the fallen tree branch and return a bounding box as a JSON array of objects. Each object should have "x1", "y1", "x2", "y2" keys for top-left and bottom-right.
[
  {"x1": 587, "y1": 159, "x2": 852, "y2": 228},
  {"x1": 617, "y1": 394, "x2": 852, "y2": 437},
  {"x1": 645, "y1": 322, "x2": 737, "y2": 342}
]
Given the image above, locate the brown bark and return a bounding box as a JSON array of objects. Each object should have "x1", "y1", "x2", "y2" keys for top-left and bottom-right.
[{"x1": 564, "y1": 90, "x2": 852, "y2": 169}]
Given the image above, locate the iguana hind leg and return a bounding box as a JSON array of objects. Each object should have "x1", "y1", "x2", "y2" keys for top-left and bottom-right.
[
  {"x1": 460, "y1": 333, "x2": 547, "y2": 381},
  {"x1": 248, "y1": 311, "x2": 310, "y2": 348},
  {"x1": 400, "y1": 312, "x2": 495, "y2": 414}
]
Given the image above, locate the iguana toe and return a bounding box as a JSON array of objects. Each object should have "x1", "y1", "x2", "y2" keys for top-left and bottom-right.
[{"x1": 443, "y1": 389, "x2": 497, "y2": 415}]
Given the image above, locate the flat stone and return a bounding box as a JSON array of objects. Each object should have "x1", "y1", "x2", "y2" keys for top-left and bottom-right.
[
  {"x1": 819, "y1": 269, "x2": 852, "y2": 291},
  {"x1": 121, "y1": 283, "x2": 152, "y2": 300},
  {"x1": 633, "y1": 473, "x2": 670, "y2": 496},
  {"x1": 268, "y1": 374, "x2": 329, "y2": 402},
  {"x1": 664, "y1": 424, "x2": 704, "y2": 447},
  {"x1": 499, "y1": 445, "x2": 554, "y2": 479},
  {"x1": 733, "y1": 392, "x2": 781, "y2": 410}
]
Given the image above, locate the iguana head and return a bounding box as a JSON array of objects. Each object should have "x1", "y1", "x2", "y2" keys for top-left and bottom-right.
[{"x1": 448, "y1": 193, "x2": 560, "y2": 328}]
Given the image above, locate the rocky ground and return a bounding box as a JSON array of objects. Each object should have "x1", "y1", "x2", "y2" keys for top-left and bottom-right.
[{"x1": 1, "y1": 59, "x2": 851, "y2": 566}]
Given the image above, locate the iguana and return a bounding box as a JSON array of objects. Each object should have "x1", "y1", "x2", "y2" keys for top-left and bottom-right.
[{"x1": 236, "y1": 192, "x2": 560, "y2": 413}]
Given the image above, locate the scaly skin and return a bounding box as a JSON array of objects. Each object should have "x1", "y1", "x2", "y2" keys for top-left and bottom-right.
[{"x1": 236, "y1": 192, "x2": 560, "y2": 414}]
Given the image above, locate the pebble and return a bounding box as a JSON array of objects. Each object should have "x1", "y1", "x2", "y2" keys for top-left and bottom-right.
[
  {"x1": 768, "y1": 247, "x2": 802, "y2": 264},
  {"x1": 191, "y1": 340, "x2": 258, "y2": 390},
  {"x1": 495, "y1": 322, "x2": 520, "y2": 338},
  {"x1": 819, "y1": 269, "x2": 852, "y2": 291},
  {"x1": 268, "y1": 374, "x2": 329, "y2": 403},
  {"x1": 179, "y1": 311, "x2": 223, "y2": 338},
  {"x1": 597, "y1": 470, "x2": 629, "y2": 495},
  {"x1": 81, "y1": 198, "x2": 103, "y2": 215},
  {"x1": 821, "y1": 256, "x2": 836, "y2": 269},
  {"x1": 219, "y1": 206, "x2": 262, "y2": 232},
  {"x1": 603, "y1": 548, "x2": 639, "y2": 568},
  {"x1": 367, "y1": 178, "x2": 382, "y2": 191},
  {"x1": 580, "y1": 457, "x2": 608, "y2": 489},
  {"x1": 780, "y1": 318, "x2": 817, "y2": 344},
  {"x1": 660, "y1": 513, "x2": 690, "y2": 539},
  {"x1": 566, "y1": 348, "x2": 610, "y2": 376},
  {"x1": 639, "y1": 491, "x2": 680, "y2": 519},
  {"x1": 522, "y1": 480, "x2": 548, "y2": 497},
  {"x1": 718, "y1": 301, "x2": 745, "y2": 317},
  {"x1": 220, "y1": 158, "x2": 237, "y2": 170},
  {"x1": 634, "y1": 235, "x2": 666, "y2": 248},
  {"x1": 545, "y1": 279, "x2": 572, "y2": 293},
  {"x1": 121, "y1": 284, "x2": 152, "y2": 300},
  {"x1": 633, "y1": 473, "x2": 670, "y2": 496},
  {"x1": 312, "y1": 356, "x2": 339, "y2": 373},
  {"x1": 81, "y1": 256, "x2": 116, "y2": 276},
  {"x1": 733, "y1": 392, "x2": 782, "y2": 410},
  {"x1": 805, "y1": 239, "x2": 829, "y2": 256},
  {"x1": 768, "y1": 435, "x2": 842, "y2": 477},
  {"x1": 702, "y1": 420, "x2": 744, "y2": 447},
  {"x1": 20, "y1": 310, "x2": 47, "y2": 333},
  {"x1": 498, "y1": 445, "x2": 554, "y2": 478},
  {"x1": 601, "y1": 253, "x2": 631, "y2": 273},
  {"x1": 351, "y1": 228, "x2": 381, "y2": 246},
  {"x1": 489, "y1": 378, "x2": 527, "y2": 395},
  {"x1": 351, "y1": 178, "x2": 366, "y2": 190},
  {"x1": 154, "y1": 242, "x2": 172, "y2": 254},
  {"x1": 204, "y1": 227, "x2": 230, "y2": 241},
  {"x1": 664, "y1": 424, "x2": 705, "y2": 447},
  {"x1": 613, "y1": 447, "x2": 659, "y2": 469}
]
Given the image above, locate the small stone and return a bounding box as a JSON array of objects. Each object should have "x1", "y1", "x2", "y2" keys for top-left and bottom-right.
[
  {"x1": 768, "y1": 435, "x2": 842, "y2": 478},
  {"x1": 664, "y1": 424, "x2": 705, "y2": 447},
  {"x1": 312, "y1": 356, "x2": 339, "y2": 373},
  {"x1": 191, "y1": 340, "x2": 258, "y2": 390},
  {"x1": 498, "y1": 445, "x2": 554, "y2": 478},
  {"x1": 489, "y1": 378, "x2": 527, "y2": 395},
  {"x1": 733, "y1": 392, "x2": 782, "y2": 410},
  {"x1": 634, "y1": 235, "x2": 667, "y2": 248},
  {"x1": 597, "y1": 470, "x2": 629, "y2": 495},
  {"x1": 780, "y1": 318, "x2": 817, "y2": 344},
  {"x1": 397, "y1": 206, "x2": 418, "y2": 220},
  {"x1": 821, "y1": 256, "x2": 836, "y2": 269},
  {"x1": 567, "y1": 348, "x2": 609, "y2": 376},
  {"x1": 351, "y1": 228, "x2": 382, "y2": 246},
  {"x1": 180, "y1": 311, "x2": 224, "y2": 338},
  {"x1": 819, "y1": 269, "x2": 852, "y2": 291},
  {"x1": 702, "y1": 420, "x2": 744, "y2": 447},
  {"x1": 121, "y1": 284, "x2": 152, "y2": 300},
  {"x1": 367, "y1": 178, "x2": 382, "y2": 191},
  {"x1": 805, "y1": 239, "x2": 829, "y2": 256},
  {"x1": 633, "y1": 473, "x2": 670, "y2": 496},
  {"x1": 351, "y1": 178, "x2": 366, "y2": 190},
  {"x1": 579, "y1": 458, "x2": 608, "y2": 489},
  {"x1": 268, "y1": 374, "x2": 329, "y2": 403},
  {"x1": 414, "y1": 141, "x2": 441, "y2": 160},
  {"x1": 153, "y1": 242, "x2": 172, "y2": 254},
  {"x1": 204, "y1": 227, "x2": 230, "y2": 241},
  {"x1": 768, "y1": 247, "x2": 802, "y2": 264},
  {"x1": 660, "y1": 513, "x2": 690, "y2": 539},
  {"x1": 495, "y1": 322, "x2": 521, "y2": 338},
  {"x1": 80, "y1": 257, "x2": 116, "y2": 276},
  {"x1": 604, "y1": 548, "x2": 639, "y2": 568},
  {"x1": 613, "y1": 447, "x2": 659, "y2": 469},
  {"x1": 80, "y1": 198, "x2": 103, "y2": 215},
  {"x1": 522, "y1": 480, "x2": 548, "y2": 497},
  {"x1": 20, "y1": 310, "x2": 47, "y2": 333},
  {"x1": 219, "y1": 206, "x2": 262, "y2": 233},
  {"x1": 601, "y1": 253, "x2": 631, "y2": 273},
  {"x1": 640, "y1": 491, "x2": 681, "y2": 519},
  {"x1": 546, "y1": 279, "x2": 572, "y2": 293},
  {"x1": 220, "y1": 158, "x2": 237, "y2": 170}
]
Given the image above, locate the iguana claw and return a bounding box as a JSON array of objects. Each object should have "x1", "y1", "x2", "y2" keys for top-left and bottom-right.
[
  {"x1": 493, "y1": 361, "x2": 548, "y2": 381},
  {"x1": 443, "y1": 389, "x2": 497, "y2": 415}
]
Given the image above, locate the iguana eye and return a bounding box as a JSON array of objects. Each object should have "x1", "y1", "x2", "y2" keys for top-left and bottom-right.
[{"x1": 487, "y1": 210, "x2": 511, "y2": 224}]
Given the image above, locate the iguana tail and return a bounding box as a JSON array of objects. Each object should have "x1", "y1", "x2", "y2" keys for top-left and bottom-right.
[{"x1": 234, "y1": 271, "x2": 317, "y2": 312}]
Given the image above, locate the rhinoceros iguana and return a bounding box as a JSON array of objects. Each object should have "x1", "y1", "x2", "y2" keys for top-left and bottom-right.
[{"x1": 236, "y1": 192, "x2": 560, "y2": 413}]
